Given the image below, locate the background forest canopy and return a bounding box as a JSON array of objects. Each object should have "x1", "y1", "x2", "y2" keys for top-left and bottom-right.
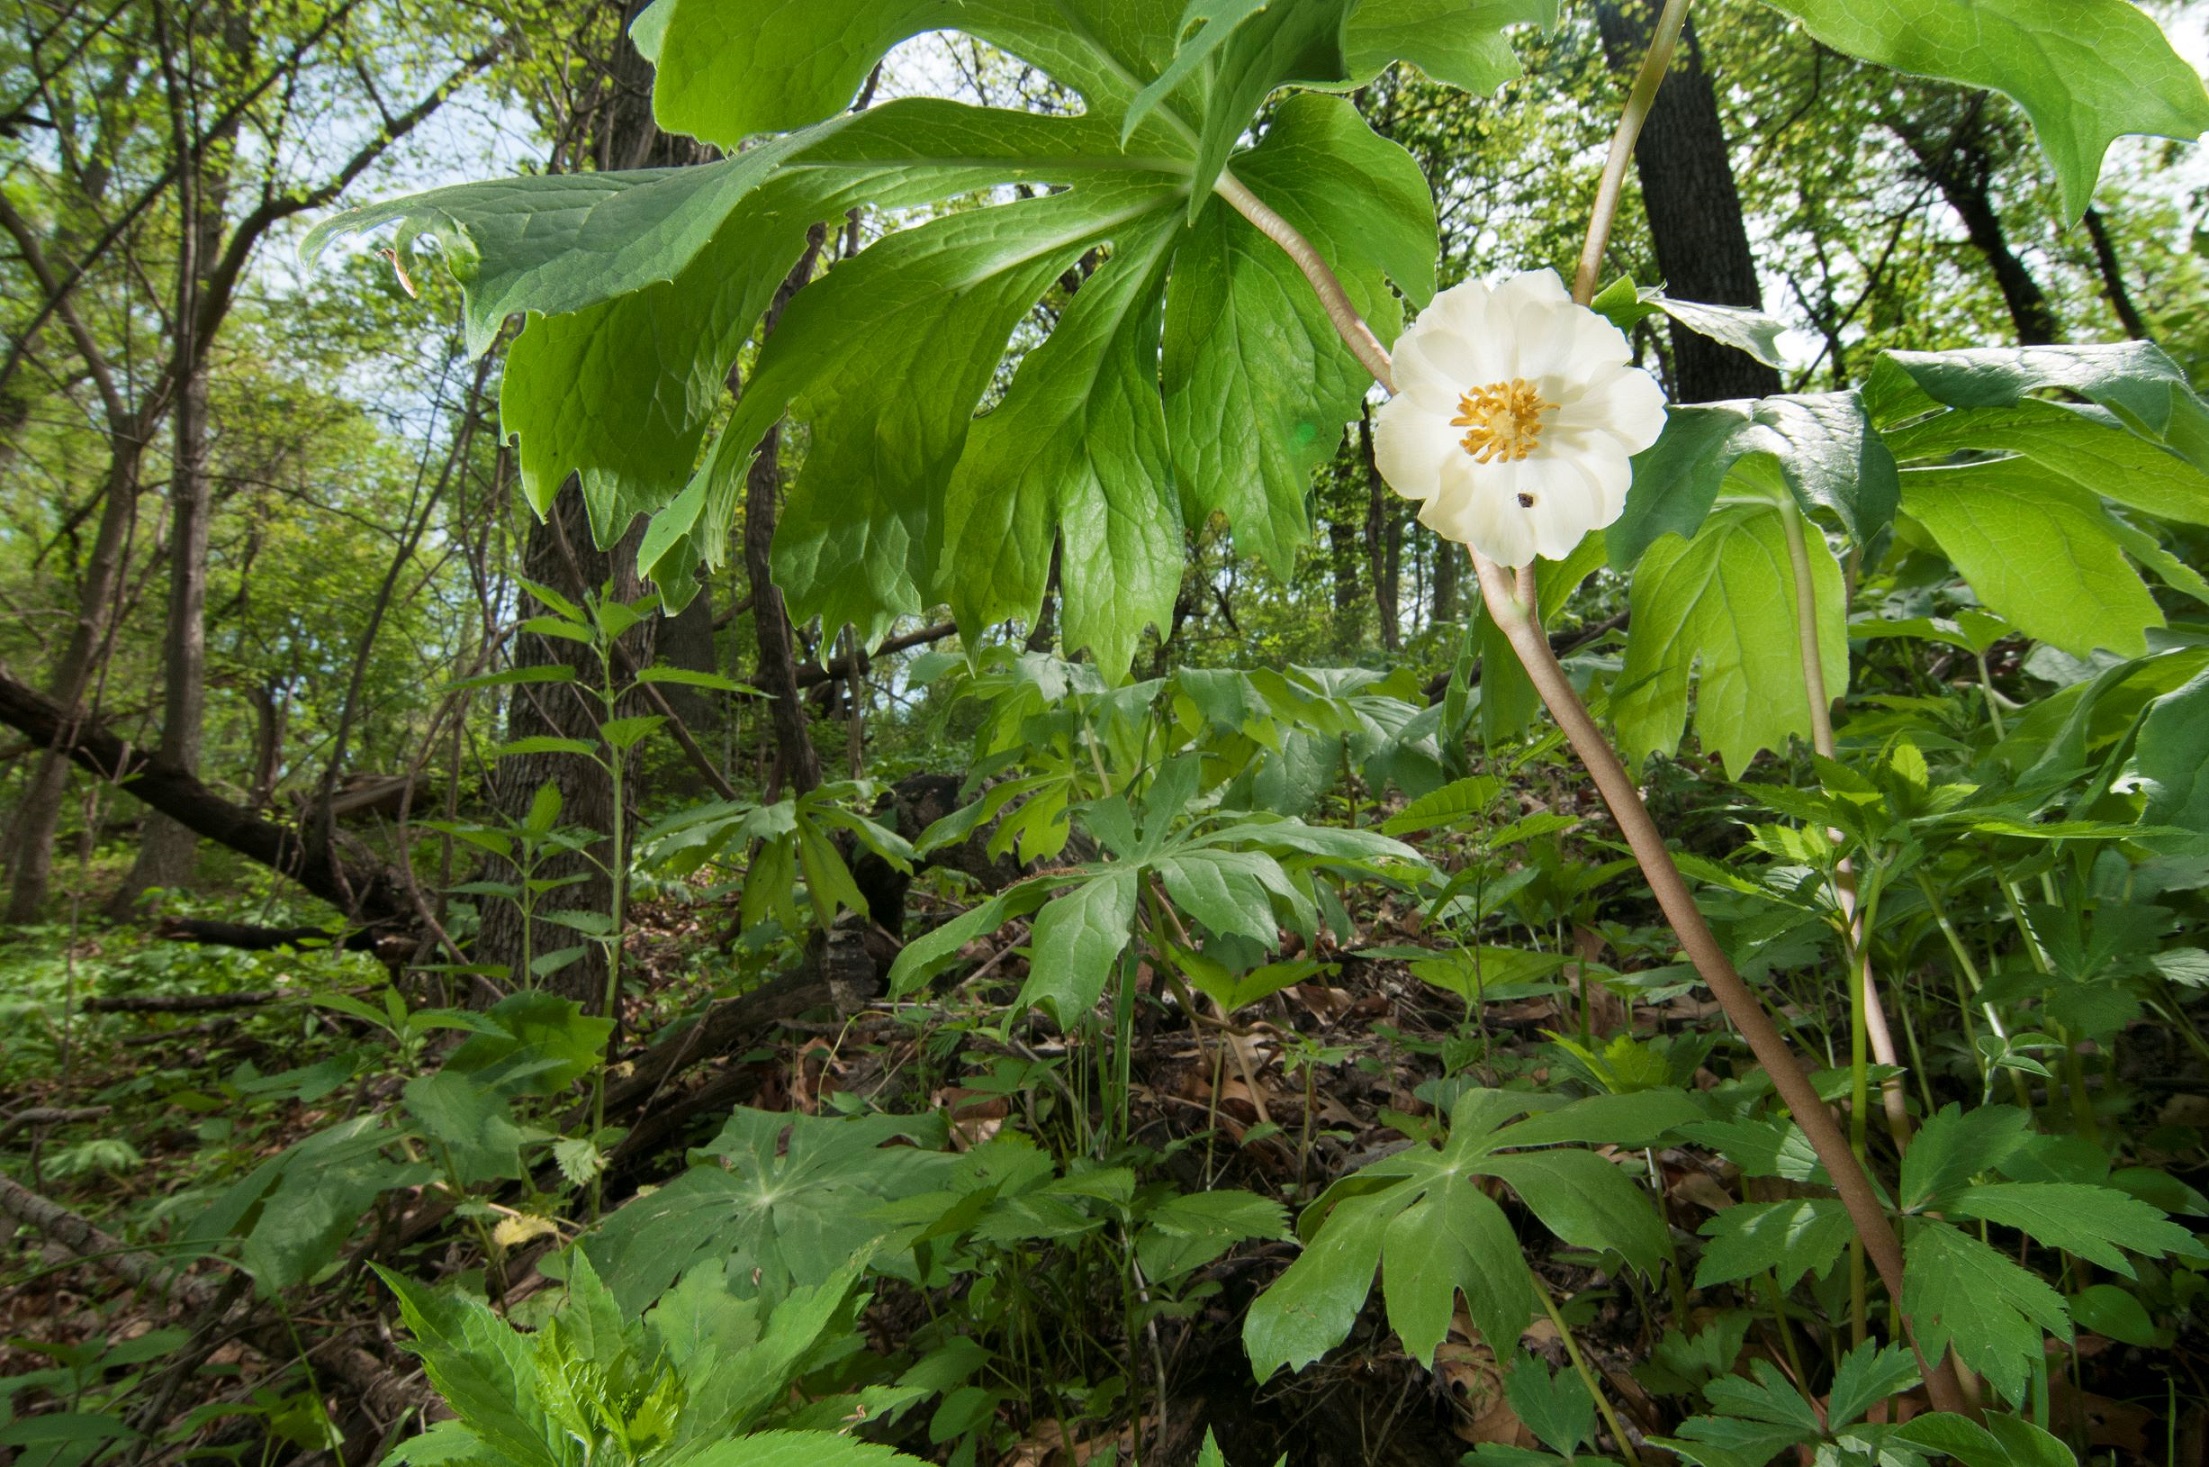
[{"x1": 6, "y1": 0, "x2": 2209, "y2": 1465}]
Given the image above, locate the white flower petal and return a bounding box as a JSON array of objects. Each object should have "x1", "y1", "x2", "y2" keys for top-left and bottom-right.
[
  {"x1": 1424, "y1": 457, "x2": 1539, "y2": 568},
  {"x1": 1372, "y1": 393, "x2": 1462, "y2": 504},
  {"x1": 1391, "y1": 331, "x2": 1470, "y2": 414}
]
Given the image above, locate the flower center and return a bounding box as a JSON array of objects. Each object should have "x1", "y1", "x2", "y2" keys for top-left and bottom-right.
[{"x1": 1451, "y1": 379, "x2": 1557, "y2": 465}]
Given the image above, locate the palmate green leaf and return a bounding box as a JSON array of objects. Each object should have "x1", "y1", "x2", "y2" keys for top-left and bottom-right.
[
  {"x1": 1695, "y1": 1198, "x2": 1855, "y2": 1290},
  {"x1": 583, "y1": 1107, "x2": 954, "y2": 1313},
  {"x1": 1900, "y1": 459, "x2": 2168, "y2": 659},
  {"x1": 1163, "y1": 91, "x2": 1434, "y2": 573},
  {"x1": 1902, "y1": 1218, "x2": 2071, "y2": 1405},
  {"x1": 1344, "y1": 0, "x2": 1556, "y2": 93},
  {"x1": 1760, "y1": 0, "x2": 2209, "y2": 218},
  {"x1": 1867, "y1": 342, "x2": 2209, "y2": 468},
  {"x1": 1480, "y1": 1149, "x2": 1673, "y2": 1275},
  {"x1": 1246, "y1": 1088, "x2": 1673, "y2": 1376},
  {"x1": 750, "y1": 176, "x2": 1182, "y2": 641},
  {"x1": 1614, "y1": 500, "x2": 1849, "y2": 779},
  {"x1": 1243, "y1": 1187, "x2": 1400, "y2": 1377},
  {"x1": 943, "y1": 213, "x2": 1182, "y2": 674}
]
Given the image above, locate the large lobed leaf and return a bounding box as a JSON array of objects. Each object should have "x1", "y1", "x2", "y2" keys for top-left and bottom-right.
[{"x1": 311, "y1": 2, "x2": 1498, "y2": 674}]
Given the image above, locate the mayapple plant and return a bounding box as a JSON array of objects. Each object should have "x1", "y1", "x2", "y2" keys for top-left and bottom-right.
[{"x1": 313, "y1": 0, "x2": 2209, "y2": 1432}]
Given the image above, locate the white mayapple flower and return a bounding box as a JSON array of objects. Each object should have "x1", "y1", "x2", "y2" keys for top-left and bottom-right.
[{"x1": 1373, "y1": 269, "x2": 1668, "y2": 568}]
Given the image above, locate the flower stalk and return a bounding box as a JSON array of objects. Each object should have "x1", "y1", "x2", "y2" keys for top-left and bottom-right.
[{"x1": 1215, "y1": 0, "x2": 1974, "y2": 1417}]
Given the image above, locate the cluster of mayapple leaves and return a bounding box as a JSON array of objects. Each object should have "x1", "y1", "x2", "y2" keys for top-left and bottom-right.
[{"x1": 313, "y1": 0, "x2": 2209, "y2": 698}]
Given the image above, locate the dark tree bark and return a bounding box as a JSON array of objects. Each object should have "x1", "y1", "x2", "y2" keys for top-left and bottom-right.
[
  {"x1": 1892, "y1": 94, "x2": 2059, "y2": 346},
  {"x1": 1431, "y1": 534, "x2": 1462, "y2": 625},
  {"x1": 2083, "y1": 207, "x2": 2152, "y2": 341},
  {"x1": 114, "y1": 1, "x2": 252, "y2": 914},
  {"x1": 1595, "y1": 3, "x2": 1782, "y2": 403},
  {"x1": 651, "y1": 583, "x2": 721, "y2": 739},
  {"x1": 474, "y1": 494, "x2": 656, "y2": 1007},
  {"x1": 5, "y1": 440, "x2": 143, "y2": 921},
  {"x1": 744, "y1": 231, "x2": 829, "y2": 799}
]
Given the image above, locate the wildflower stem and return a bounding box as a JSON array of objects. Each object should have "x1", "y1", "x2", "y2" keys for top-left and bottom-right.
[
  {"x1": 1572, "y1": 0, "x2": 1693, "y2": 305},
  {"x1": 1468, "y1": 552, "x2": 1966, "y2": 1415},
  {"x1": 1214, "y1": 170, "x2": 1397, "y2": 391},
  {"x1": 1228, "y1": 35, "x2": 1972, "y2": 1417},
  {"x1": 1781, "y1": 500, "x2": 1912, "y2": 1154}
]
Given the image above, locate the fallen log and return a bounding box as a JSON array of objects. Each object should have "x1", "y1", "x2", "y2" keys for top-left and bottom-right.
[
  {"x1": 154, "y1": 917, "x2": 387, "y2": 952},
  {"x1": 0, "y1": 668, "x2": 416, "y2": 933},
  {"x1": 84, "y1": 988, "x2": 282, "y2": 1013}
]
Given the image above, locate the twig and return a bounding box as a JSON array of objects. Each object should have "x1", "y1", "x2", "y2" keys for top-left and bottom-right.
[{"x1": 0, "y1": 1106, "x2": 111, "y2": 1142}]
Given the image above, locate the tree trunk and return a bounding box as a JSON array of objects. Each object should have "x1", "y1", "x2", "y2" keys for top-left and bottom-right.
[
  {"x1": 651, "y1": 582, "x2": 720, "y2": 741},
  {"x1": 0, "y1": 665, "x2": 413, "y2": 933},
  {"x1": 745, "y1": 232, "x2": 828, "y2": 799},
  {"x1": 470, "y1": 0, "x2": 710, "y2": 1005},
  {"x1": 1360, "y1": 412, "x2": 1400, "y2": 651},
  {"x1": 112, "y1": 360, "x2": 212, "y2": 913},
  {"x1": 2082, "y1": 207, "x2": 2150, "y2": 341},
  {"x1": 110, "y1": 0, "x2": 249, "y2": 917},
  {"x1": 246, "y1": 677, "x2": 288, "y2": 811},
  {"x1": 6, "y1": 434, "x2": 145, "y2": 923},
  {"x1": 474, "y1": 493, "x2": 656, "y2": 1007},
  {"x1": 1594, "y1": 3, "x2": 1781, "y2": 403},
  {"x1": 1431, "y1": 533, "x2": 1461, "y2": 625}
]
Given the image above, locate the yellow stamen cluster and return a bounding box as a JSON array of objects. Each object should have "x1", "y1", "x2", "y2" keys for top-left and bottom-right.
[{"x1": 1452, "y1": 379, "x2": 1557, "y2": 465}]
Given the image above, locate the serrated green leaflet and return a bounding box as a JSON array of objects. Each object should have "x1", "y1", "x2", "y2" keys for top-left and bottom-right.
[
  {"x1": 1902, "y1": 1218, "x2": 2071, "y2": 1404},
  {"x1": 1760, "y1": 0, "x2": 2209, "y2": 218},
  {"x1": 1947, "y1": 1181, "x2": 2201, "y2": 1276},
  {"x1": 1695, "y1": 1199, "x2": 1855, "y2": 1290}
]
